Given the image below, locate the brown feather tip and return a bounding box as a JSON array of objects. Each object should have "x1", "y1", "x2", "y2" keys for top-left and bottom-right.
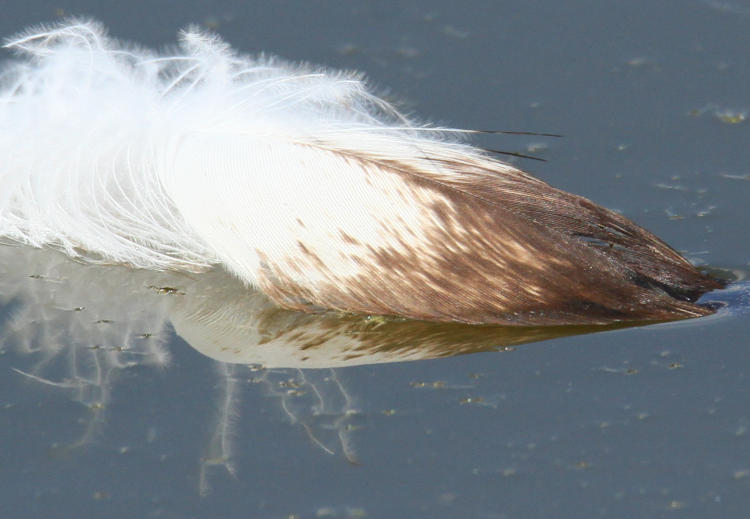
[{"x1": 248, "y1": 143, "x2": 723, "y2": 326}]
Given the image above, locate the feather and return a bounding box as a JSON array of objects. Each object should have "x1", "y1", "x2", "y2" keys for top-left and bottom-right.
[{"x1": 0, "y1": 19, "x2": 722, "y2": 325}]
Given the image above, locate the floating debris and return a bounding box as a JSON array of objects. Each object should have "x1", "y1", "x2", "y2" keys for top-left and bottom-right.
[
  {"x1": 715, "y1": 110, "x2": 746, "y2": 124},
  {"x1": 689, "y1": 104, "x2": 747, "y2": 124}
]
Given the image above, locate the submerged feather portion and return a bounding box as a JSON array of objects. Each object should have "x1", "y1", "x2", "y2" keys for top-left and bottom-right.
[{"x1": 0, "y1": 20, "x2": 721, "y2": 325}]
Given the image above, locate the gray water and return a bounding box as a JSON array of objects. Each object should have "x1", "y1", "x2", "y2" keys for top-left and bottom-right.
[{"x1": 1, "y1": 1, "x2": 749, "y2": 518}]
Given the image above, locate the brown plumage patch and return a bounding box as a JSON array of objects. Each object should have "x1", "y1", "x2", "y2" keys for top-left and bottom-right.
[{"x1": 255, "y1": 144, "x2": 722, "y2": 326}]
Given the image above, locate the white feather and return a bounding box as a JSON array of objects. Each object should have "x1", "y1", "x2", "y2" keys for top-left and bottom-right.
[
  {"x1": 1, "y1": 20, "x2": 716, "y2": 325},
  {"x1": 0, "y1": 20, "x2": 480, "y2": 280}
]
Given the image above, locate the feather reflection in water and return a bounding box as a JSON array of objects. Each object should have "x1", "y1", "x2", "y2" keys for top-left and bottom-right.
[
  {"x1": 256, "y1": 368, "x2": 362, "y2": 464},
  {"x1": 199, "y1": 361, "x2": 239, "y2": 497},
  {"x1": 1, "y1": 247, "x2": 172, "y2": 448},
  {"x1": 1, "y1": 244, "x2": 738, "y2": 490},
  {"x1": 0, "y1": 244, "x2": 363, "y2": 488}
]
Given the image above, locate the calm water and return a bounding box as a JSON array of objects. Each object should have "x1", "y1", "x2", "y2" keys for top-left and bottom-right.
[{"x1": 1, "y1": 1, "x2": 749, "y2": 518}]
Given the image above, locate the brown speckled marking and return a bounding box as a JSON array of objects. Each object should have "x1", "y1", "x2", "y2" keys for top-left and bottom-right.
[
  {"x1": 256, "y1": 143, "x2": 721, "y2": 325},
  {"x1": 339, "y1": 231, "x2": 360, "y2": 245}
]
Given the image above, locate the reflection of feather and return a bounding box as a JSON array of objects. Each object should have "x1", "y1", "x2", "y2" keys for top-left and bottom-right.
[{"x1": 0, "y1": 20, "x2": 721, "y2": 325}]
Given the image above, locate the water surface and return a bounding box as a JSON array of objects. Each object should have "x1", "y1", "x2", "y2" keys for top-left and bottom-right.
[{"x1": 1, "y1": 1, "x2": 749, "y2": 518}]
